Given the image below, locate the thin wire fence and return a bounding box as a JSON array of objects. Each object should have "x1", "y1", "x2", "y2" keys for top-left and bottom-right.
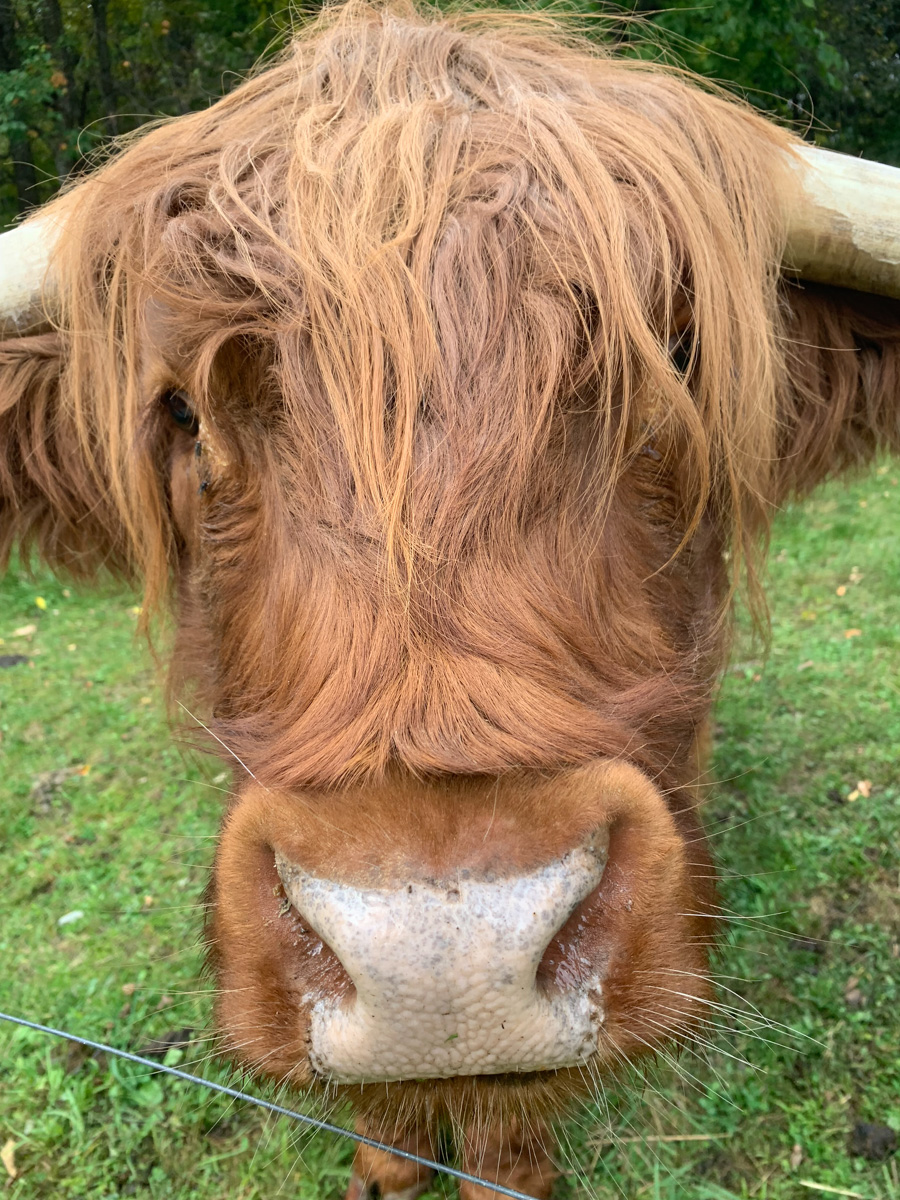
[{"x1": 0, "y1": 1010, "x2": 539, "y2": 1200}]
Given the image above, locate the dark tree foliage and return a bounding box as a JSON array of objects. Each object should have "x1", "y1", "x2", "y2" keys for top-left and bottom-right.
[
  {"x1": 0, "y1": 1, "x2": 289, "y2": 224},
  {"x1": 629, "y1": 0, "x2": 900, "y2": 166},
  {"x1": 0, "y1": 0, "x2": 896, "y2": 228},
  {"x1": 807, "y1": 0, "x2": 900, "y2": 163}
]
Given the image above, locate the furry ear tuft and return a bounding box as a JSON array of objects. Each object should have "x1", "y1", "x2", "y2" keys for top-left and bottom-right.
[{"x1": 0, "y1": 332, "x2": 132, "y2": 579}]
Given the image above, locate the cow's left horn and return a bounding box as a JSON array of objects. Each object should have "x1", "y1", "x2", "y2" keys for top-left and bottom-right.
[
  {"x1": 782, "y1": 145, "x2": 900, "y2": 299},
  {"x1": 0, "y1": 210, "x2": 65, "y2": 337}
]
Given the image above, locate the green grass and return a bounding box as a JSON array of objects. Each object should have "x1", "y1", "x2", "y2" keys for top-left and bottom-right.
[{"x1": 1, "y1": 461, "x2": 898, "y2": 1199}]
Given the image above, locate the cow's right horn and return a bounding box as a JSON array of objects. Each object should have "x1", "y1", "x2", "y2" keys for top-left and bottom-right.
[
  {"x1": 782, "y1": 145, "x2": 900, "y2": 300},
  {"x1": 0, "y1": 208, "x2": 67, "y2": 337}
]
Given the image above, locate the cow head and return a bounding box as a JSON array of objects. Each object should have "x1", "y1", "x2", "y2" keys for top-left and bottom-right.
[{"x1": 2, "y1": 1, "x2": 899, "y2": 1185}]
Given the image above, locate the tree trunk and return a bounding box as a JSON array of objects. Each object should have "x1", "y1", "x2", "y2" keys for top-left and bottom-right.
[
  {"x1": 39, "y1": 0, "x2": 80, "y2": 130},
  {"x1": 36, "y1": 0, "x2": 82, "y2": 186},
  {"x1": 91, "y1": 0, "x2": 117, "y2": 135},
  {"x1": 0, "y1": 0, "x2": 41, "y2": 215}
]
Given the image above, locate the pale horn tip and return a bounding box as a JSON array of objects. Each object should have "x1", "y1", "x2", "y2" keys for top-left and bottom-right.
[
  {"x1": 781, "y1": 143, "x2": 900, "y2": 301},
  {"x1": 0, "y1": 212, "x2": 64, "y2": 337}
]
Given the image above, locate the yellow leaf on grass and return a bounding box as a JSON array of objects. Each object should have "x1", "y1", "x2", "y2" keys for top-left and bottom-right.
[
  {"x1": 844, "y1": 629, "x2": 862, "y2": 639},
  {"x1": 835, "y1": 585, "x2": 847, "y2": 597},
  {"x1": 12, "y1": 624, "x2": 36, "y2": 638},
  {"x1": 34, "y1": 596, "x2": 47, "y2": 610},
  {"x1": 1, "y1": 1139, "x2": 17, "y2": 1179},
  {"x1": 856, "y1": 780, "x2": 872, "y2": 798}
]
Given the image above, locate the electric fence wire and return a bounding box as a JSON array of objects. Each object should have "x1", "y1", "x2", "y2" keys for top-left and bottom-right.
[{"x1": 0, "y1": 1011, "x2": 539, "y2": 1200}]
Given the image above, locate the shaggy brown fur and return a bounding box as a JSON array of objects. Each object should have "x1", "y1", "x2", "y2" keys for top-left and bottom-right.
[
  {"x1": 2, "y1": 6, "x2": 898, "y2": 790},
  {"x1": 2, "y1": 0, "x2": 900, "y2": 1190}
]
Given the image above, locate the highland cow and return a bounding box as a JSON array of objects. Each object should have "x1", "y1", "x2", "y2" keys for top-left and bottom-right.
[{"x1": 1, "y1": 3, "x2": 898, "y2": 1196}]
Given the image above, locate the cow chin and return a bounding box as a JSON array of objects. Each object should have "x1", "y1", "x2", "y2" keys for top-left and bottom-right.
[{"x1": 206, "y1": 759, "x2": 715, "y2": 1124}]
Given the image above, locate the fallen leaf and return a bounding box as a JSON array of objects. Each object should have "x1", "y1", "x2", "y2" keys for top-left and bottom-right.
[
  {"x1": 790, "y1": 1143, "x2": 804, "y2": 1170},
  {"x1": 844, "y1": 628, "x2": 862, "y2": 639},
  {"x1": 801, "y1": 610, "x2": 817, "y2": 620},
  {"x1": 848, "y1": 567, "x2": 863, "y2": 584},
  {"x1": 57, "y1": 909, "x2": 84, "y2": 926},
  {"x1": 34, "y1": 596, "x2": 47, "y2": 610},
  {"x1": 798, "y1": 660, "x2": 814, "y2": 671},
  {"x1": 1, "y1": 1139, "x2": 16, "y2": 1180},
  {"x1": 12, "y1": 624, "x2": 36, "y2": 637},
  {"x1": 856, "y1": 779, "x2": 872, "y2": 798},
  {"x1": 143, "y1": 895, "x2": 154, "y2": 908},
  {"x1": 139, "y1": 696, "x2": 152, "y2": 705},
  {"x1": 835, "y1": 585, "x2": 847, "y2": 597},
  {"x1": 844, "y1": 976, "x2": 864, "y2": 1008},
  {"x1": 859, "y1": 499, "x2": 867, "y2": 508},
  {"x1": 847, "y1": 789, "x2": 860, "y2": 802},
  {"x1": 121, "y1": 982, "x2": 137, "y2": 996},
  {"x1": 67, "y1": 643, "x2": 77, "y2": 651},
  {"x1": 129, "y1": 605, "x2": 142, "y2": 616}
]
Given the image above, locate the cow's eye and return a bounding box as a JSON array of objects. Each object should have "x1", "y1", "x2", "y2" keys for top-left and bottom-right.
[
  {"x1": 160, "y1": 389, "x2": 200, "y2": 436},
  {"x1": 668, "y1": 329, "x2": 695, "y2": 378}
]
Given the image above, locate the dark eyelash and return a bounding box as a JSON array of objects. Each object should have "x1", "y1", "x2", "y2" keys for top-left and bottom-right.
[{"x1": 160, "y1": 389, "x2": 200, "y2": 436}]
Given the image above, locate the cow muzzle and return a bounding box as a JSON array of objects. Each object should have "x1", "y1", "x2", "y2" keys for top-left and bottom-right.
[
  {"x1": 274, "y1": 832, "x2": 607, "y2": 1081},
  {"x1": 209, "y1": 760, "x2": 711, "y2": 1092}
]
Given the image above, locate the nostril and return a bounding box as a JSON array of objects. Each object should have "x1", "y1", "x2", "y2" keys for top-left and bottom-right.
[
  {"x1": 536, "y1": 879, "x2": 607, "y2": 993},
  {"x1": 267, "y1": 851, "x2": 354, "y2": 1004}
]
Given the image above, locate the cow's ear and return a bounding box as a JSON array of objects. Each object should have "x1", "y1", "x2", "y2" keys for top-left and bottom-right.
[
  {"x1": 0, "y1": 331, "x2": 131, "y2": 579},
  {"x1": 776, "y1": 282, "x2": 900, "y2": 501}
]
